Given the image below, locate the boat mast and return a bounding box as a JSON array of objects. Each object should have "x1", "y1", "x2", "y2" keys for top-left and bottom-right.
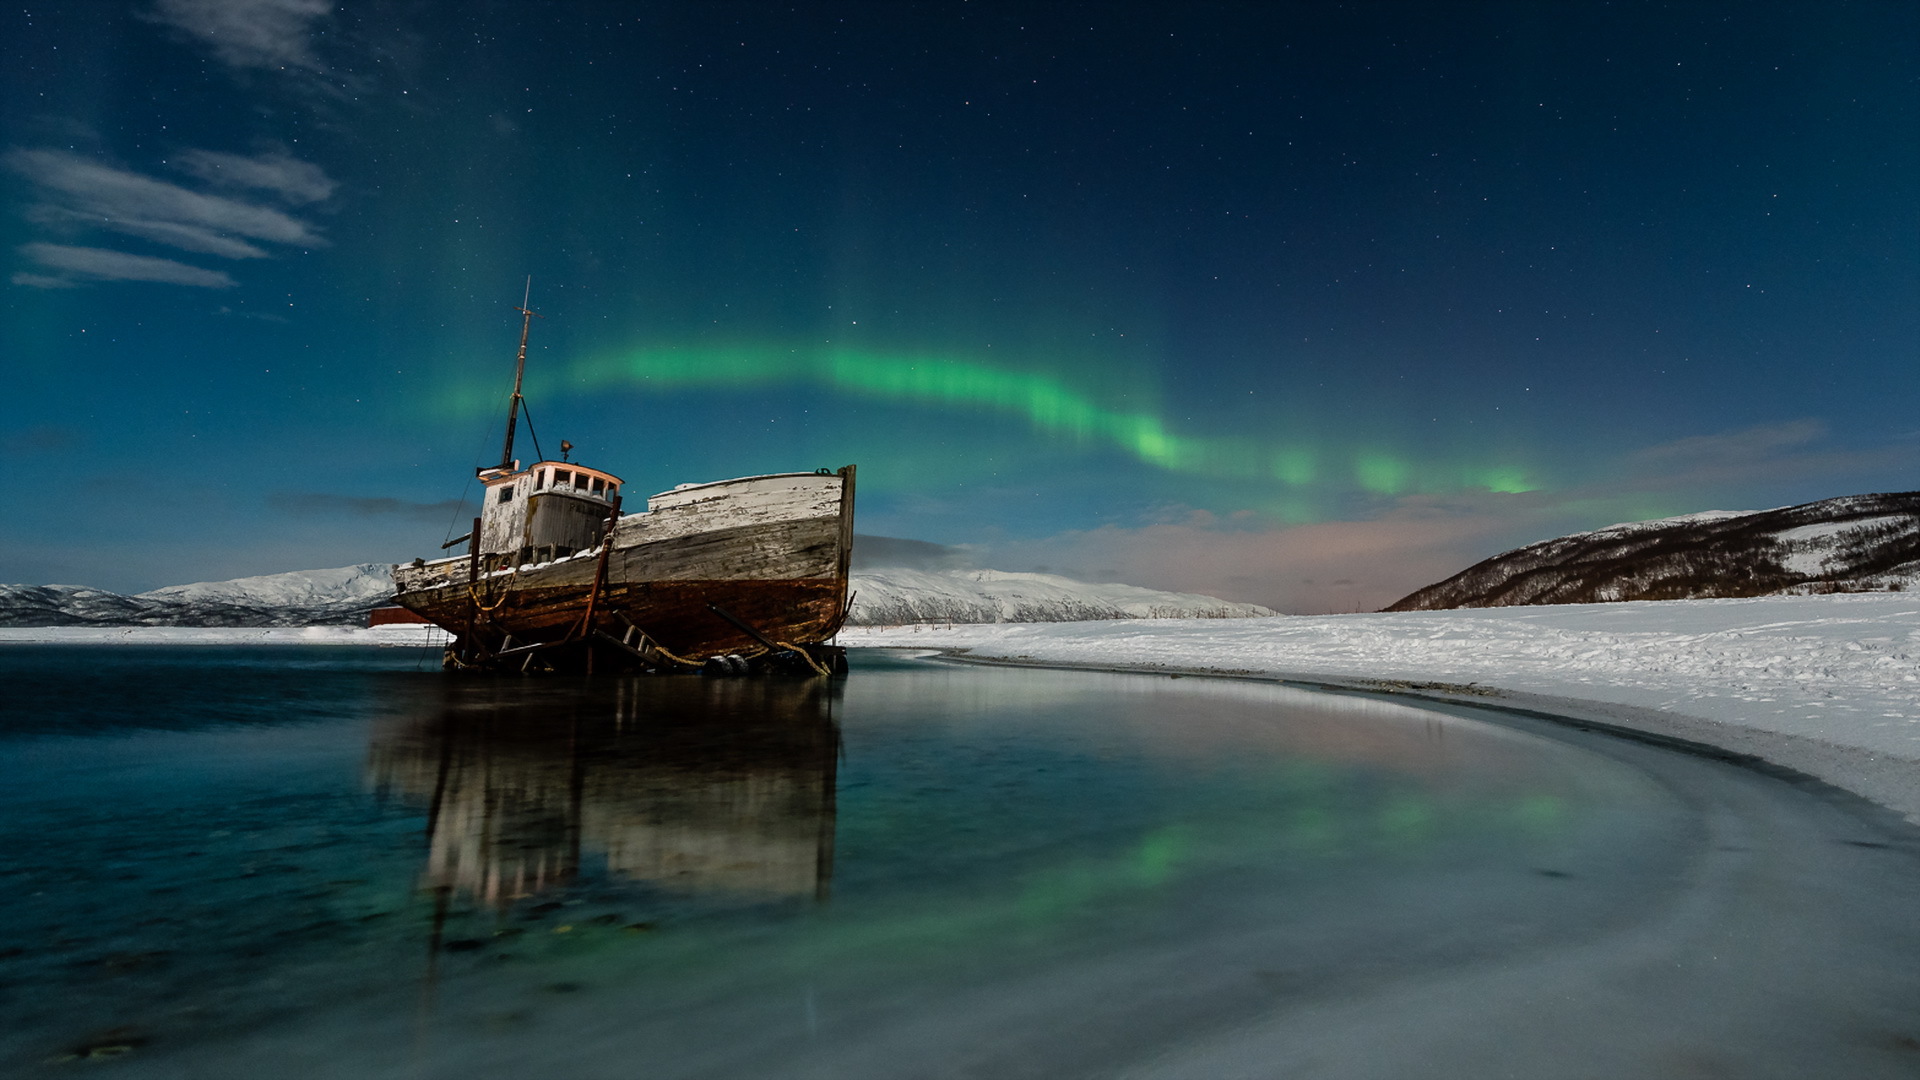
[{"x1": 498, "y1": 277, "x2": 542, "y2": 471}]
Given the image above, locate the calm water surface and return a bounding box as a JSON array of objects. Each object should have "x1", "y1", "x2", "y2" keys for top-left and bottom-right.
[{"x1": 1, "y1": 645, "x2": 1916, "y2": 1078}]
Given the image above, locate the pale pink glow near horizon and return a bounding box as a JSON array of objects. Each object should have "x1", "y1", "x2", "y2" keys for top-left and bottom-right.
[{"x1": 981, "y1": 514, "x2": 1521, "y2": 615}]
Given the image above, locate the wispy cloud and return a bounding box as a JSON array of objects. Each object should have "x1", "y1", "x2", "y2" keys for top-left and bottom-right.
[
  {"x1": 852, "y1": 534, "x2": 974, "y2": 571},
  {"x1": 25, "y1": 204, "x2": 271, "y2": 259},
  {"x1": 145, "y1": 0, "x2": 332, "y2": 73},
  {"x1": 12, "y1": 149, "x2": 323, "y2": 249},
  {"x1": 7, "y1": 147, "x2": 333, "y2": 288},
  {"x1": 9, "y1": 272, "x2": 79, "y2": 289},
  {"x1": 17, "y1": 244, "x2": 237, "y2": 288},
  {"x1": 1632, "y1": 419, "x2": 1827, "y2": 465},
  {"x1": 1552, "y1": 420, "x2": 1914, "y2": 508},
  {"x1": 2, "y1": 425, "x2": 85, "y2": 455},
  {"x1": 269, "y1": 493, "x2": 474, "y2": 523},
  {"x1": 979, "y1": 508, "x2": 1528, "y2": 616},
  {"x1": 172, "y1": 148, "x2": 336, "y2": 204}
]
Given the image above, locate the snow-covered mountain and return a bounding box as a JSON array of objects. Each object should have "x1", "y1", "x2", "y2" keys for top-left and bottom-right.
[
  {"x1": 847, "y1": 568, "x2": 1274, "y2": 624},
  {"x1": 1387, "y1": 491, "x2": 1920, "y2": 611},
  {"x1": 137, "y1": 563, "x2": 397, "y2": 611},
  {"x1": 0, "y1": 564, "x2": 396, "y2": 627},
  {"x1": 0, "y1": 563, "x2": 1272, "y2": 628}
]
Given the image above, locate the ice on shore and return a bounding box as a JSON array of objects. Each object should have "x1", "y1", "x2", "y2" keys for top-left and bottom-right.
[{"x1": 845, "y1": 593, "x2": 1920, "y2": 759}]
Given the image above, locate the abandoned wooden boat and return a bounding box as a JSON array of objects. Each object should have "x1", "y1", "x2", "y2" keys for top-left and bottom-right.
[{"x1": 389, "y1": 294, "x2": 854, "y2": 674}]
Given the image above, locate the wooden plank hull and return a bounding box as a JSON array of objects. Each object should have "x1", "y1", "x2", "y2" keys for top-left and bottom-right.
[{"x1": 391, "y1": 467, "x2": 855, "y2": 672}]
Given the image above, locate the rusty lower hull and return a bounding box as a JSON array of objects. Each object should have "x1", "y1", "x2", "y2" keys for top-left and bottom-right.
[{"x1": 402, "y1": 576, "x2": 847, "y2": 673}]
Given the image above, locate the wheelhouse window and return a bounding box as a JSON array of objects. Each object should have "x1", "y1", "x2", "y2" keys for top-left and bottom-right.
[
  {"x1": 591, "y1": 477, "x2": 605, "y2": 495},
  {"x1": 497, "y1": 486, "x2": 514, "y2": 503},
  {"x1": 554, "y1": 469, "x2": 572, "y2": 487}
]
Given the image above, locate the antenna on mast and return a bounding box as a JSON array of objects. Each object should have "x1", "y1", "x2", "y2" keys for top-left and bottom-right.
[{"x1": 498, "y1": 276, "x2": 544, "y2": 471}]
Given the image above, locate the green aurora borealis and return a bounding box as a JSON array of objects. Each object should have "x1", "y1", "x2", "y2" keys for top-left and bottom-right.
[
  {"x1": 432, "y1": 340, "x2": 1539, "y2": 500},
  {"x1": 3, "y1": 1, "x2": 1916, "y2": 607}
]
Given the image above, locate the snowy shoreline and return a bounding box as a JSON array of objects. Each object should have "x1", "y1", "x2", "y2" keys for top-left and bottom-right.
[
  {"x1": 5, "y1": 594, "x2": 1917, "y2": 820},
  {"x1": 844, "y1": 593, "x2": 1920, "y2": 823}
]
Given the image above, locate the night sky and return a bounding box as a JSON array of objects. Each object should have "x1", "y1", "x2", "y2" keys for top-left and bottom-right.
[{"x1": 4, "y1": 1, "x2": 1916, "y2": 612}]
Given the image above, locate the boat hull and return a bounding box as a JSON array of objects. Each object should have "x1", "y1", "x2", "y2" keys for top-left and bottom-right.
[{"x1": 392, "y1": 467, "x2": 854, "y2": 672}]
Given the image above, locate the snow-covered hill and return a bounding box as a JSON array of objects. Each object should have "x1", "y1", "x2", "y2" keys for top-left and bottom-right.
[
  {"x1": 0, "y1": 563, "x2": 1271, "y2": 628},
  {"x1": 138, "y1": 563, "x2": 396, "y2": 611},
  {"x1": 1387, "y1": 491, "x2": 1920, "y2": 611},
  {"x1": 0, "y1": 564, "x2": 396, "y2": 627},
  {"x1": 847, "y1": 568, "x2": 1274, "y2": 625}
]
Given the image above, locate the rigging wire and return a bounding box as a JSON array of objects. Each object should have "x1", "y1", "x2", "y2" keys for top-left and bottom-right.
[
  {"x1": 518, "y1": 396, "x2": 547, "y2": 465},
  {"x1": 440, "y1": 470, "x2": 475, "y2": 547},
  {"x1": 438, "y1": 386, "x2": 547, "y2": 549},
  {"x1": 440, "y1": 399, "x2": 501, "y2": 548},
  {"x1": 439, "y1": 285, "x2": 546, "y2": 548}
]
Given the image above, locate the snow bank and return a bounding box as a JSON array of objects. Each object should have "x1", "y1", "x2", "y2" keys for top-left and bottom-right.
[
  {"x1": 845, "y1": 594, "x2": 1919, "y2": 748},
  {"x1": 846, "y1": 594, "x2": 1920, "y2": 817}
]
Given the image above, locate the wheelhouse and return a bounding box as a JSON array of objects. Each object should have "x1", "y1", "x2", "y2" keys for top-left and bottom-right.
[{"x1": 477, "y1": 459, "x2": 626, "y2": 567}]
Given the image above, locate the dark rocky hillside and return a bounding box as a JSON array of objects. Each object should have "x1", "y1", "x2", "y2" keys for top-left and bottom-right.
[{"x1": 1386, "y1": 492, "x2": 1920, "y2": 611}]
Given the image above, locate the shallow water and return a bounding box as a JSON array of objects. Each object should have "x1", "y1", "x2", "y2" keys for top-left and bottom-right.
[{"x1": 1, "y1": 645, "x2": 1916, "y2": 1077}]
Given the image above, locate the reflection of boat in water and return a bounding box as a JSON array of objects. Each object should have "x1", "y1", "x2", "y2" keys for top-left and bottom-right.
[
  {"x1": 386, "y1": 287, "x2": 855, "y2": 675},
  {"x1": 367, "y1": 677, "x2": 840, "y2": 905}
]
